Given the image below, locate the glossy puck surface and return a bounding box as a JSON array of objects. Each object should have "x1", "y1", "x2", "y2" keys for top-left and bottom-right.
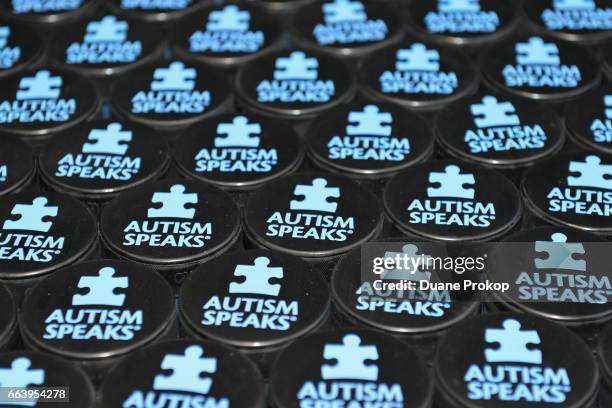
[
  {"x1": 108, "y1": 0, "x2": 206, "y2": 22},
  {"x1": 481, "y1": 35, "x2": 600, "y2": 102},
  {"x1": 0, "y1": 68, "x2": 98, "y2": 138},
  {"x1": 171, "y1": 2, "x2": 281, "y2": 68},
  {"x1": 306, "y1": 101, "x2": 435, "y2": 177},
  {"x1": 292, "y1": 0, "x2": 401, "y2": 57},
  {"x1": 179, "y1": 249, "x2": 330, "y2": 348},
  {"x1": 406, "y1": 0, "x2": 518, "y2": 47},
  {"x1": 110, "y1": 60, "x2": 230, "y2": 129},
  {"x1": 100, "y1": 179, "x2": 241, "y2": 267},
  {"x1": 49, "y1": 14, "x2": 164, "y2": 77},
  {"x1": 0, "y1": 191, "x2": 97, "y2": 279},
  {"x1": 99, "y1": 339, "x2": 265, "y2": 408},
  {"x1": 524, "y1": 0, "x2": 612, "y2": 43},
  {"x1": 0, "y1": 0, "x2": 97, "y2": 24},
  {"x1": 522, "y1": 152, "x2": 612, "y2": 234},
  {"x1": 0, "y1": 351, "x2": 95, "y2": 407},
  {"x1": 269, "y1": 329, "x2": 433, "y2": 408},
  {"x1": 565, "y1": 85, "x2": 612, "y2": 154},
  {"x1": 435, "y1": 313, "x2": 598, "y2": 408},
  {"x1": 436, "y1": 92, "x2": 564, "y2": 167},
  {"x1": 488, "y1": 226, "x2": 612, "y2": 324},
  {"x1": 174, "y1": 113, "x2": 303, "y2": 190},
  {"x1": 39, "y1": 119, "x2": 169, "y2": 199},
  {"x1": 384, "y1": 160, "x2": 522, "y2": 241},
  {"x1": 244, "y1": 172, "x2": 383, "y2": 258},
  {"x1": 236, "y1": 48, "x2": 354, "y2": 119},
  {"x1": 360, "y1": 38, "x2": 477, "y2": 110},
  {"x1": 20, "y1": 259, "x2": 175, "y2": 360}
]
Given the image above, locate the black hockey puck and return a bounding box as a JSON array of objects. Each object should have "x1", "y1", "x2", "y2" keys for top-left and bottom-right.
[
  {"x1": 179, "y1": 249, "x2": 330, "y2": 349},
  {"x1": 522, "y1": 152, "x2": 612, "y2": 234},
  {"x1": 406, "y1": 0, "x2": 518, "y2": 47},
  {"x1": 523, "y1": 0, "x2": 612, "y2": 44},
  {"x1": 481, "y1": 35, "x2": 600, "y2": 102},
  {"x1": 49, "y1": 14, "x2": 164, "y2": 78},
  {"x1": 0, "y1": 0, "x2": 97, "y2": 24},
  {"x1": 435, "y1": 312, "x2": 598, "y2": 408},
  {"x1": 38, "y1": 119, "x2": 169, "y2": 200},
  {"x1": 100, "y1": 179, "x2": 241, "y2": 270},
  {"x1": 110, "y1": 60, "x2": 231, "y2": 130},
  {"x1": 20, "y1": 259, "x2": 175, "y2": 364},
  {"x1": 292, "y1": 0, "x2": 402, "y2": 57},
  {"x1": 384, "y1": 160, "x2": 522, "y2": 241},
  {"x1": 99, "y1": 339, "x2": 265, "y2": 407},
  {"x1": 171, "y1": 2, "x2": 281, "y2": 68},
  {"x1": 108, "y1": 0, "x2": 206, "y2": 22},
  {"x1": 0, "y1": 351, "x2": 95, "y2": 407},
  {"x1": 0, "y1": 67, "x2": 99, "y2": 139},
  {"x1": 332, "y1": 245, "x2": 479, "y2": 335},
  {"x1": 235, "y1": 48, "x2": 355, "y2": 120},
  {"x1": 173, "y1": 113, "x2": 303, "y2": 190},
  {"x1": 269, "y1": 328, "x2": 433, "y2": 408},
  {"x1": 436, "y1": 92, "x2": 564, "y2": 168},
  {"x1": 244, "y1": 172, "x2": 383, "y2": 259},
  {"x1": 306, "y1": 101, "x2": 435, "y2": 177},
  {"x1": 359, "y1": 38, "x2": 477, "y2": 110},
  {"x1": 0, "y1": 191, "x2": 97, "y2": 280},
  {"x1": 565, "y1": 85, "x2": 612, "y2": 154},
  {"x1": 488, "y1": 226, "x2": 612, "y2": 325}
]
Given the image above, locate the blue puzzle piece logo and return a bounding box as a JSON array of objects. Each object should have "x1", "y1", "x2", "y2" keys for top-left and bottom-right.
[
  {"x1": 84, "y1": 15, "x2": 128, "y2": 43},
  {"x1": 151, "y1": 61, "x2": 196, "y2": 92},
  {"x1": 395, "y1": 43, "x2": 440, "y2": 72},
  {"x1": 438, "y1": 0, "x2": 480, "y2": 12},
  {"x1": 346, "y1": 105, "x2": 392, "y2": 137},
  {"x1": 274, "y1": 51, "x2": 319, "y2": 80},
  {"x1": 214, "y1": 116, "x2": 261, "y2": 148},
  {"x1": 229, "y1": 256, "x2": 283, "y2": 296},
  {"x1": 153, "y1": 345, "x2": 217, "y2": 395},
  {"x1": 16, "y1": 71, "x2": 62, "y2": 100},
  {"x1": 554, "y1": 0, "x2": 596, "y2": 11},
  {"x1": 484, "y1": 318, "x2": 542, "y2": 364},
  {"x1": 0, "y1": 357, "x2": 45, "y2": 407},
  {"x1": 427, "y1": 165, "x2": 475, "y2": 199},
  {"x1": 567, "y1": 155, "x2": 612, "y2": 190},
  {"x1": 3, "y1": 197, "x2": 58, "y2": 233},
  {"x1": 82, "y1": 122, "x2": 132, "y2": 155},
  {"x1": 321, "y1": 334, "x2": 379, "y2": 381},
  {"x1": 470, "y1": 96, "x2": 520, "y2": 128},
  {"x1": 534, "y1": 232, "x2": 586, "y2": 271},
  {"x1": 206, "y1": 5, "x2": 250, "y2": 32},
  {"x1": 147, "y1": 184, "x2": 198, "y2": 219},
  {"x1": 516, "y1": 37, "x2": 560, "y2": 65},
  {"x1": 323, "y1": 0, "x2": 367, "y2": 24},
  {"x1": 605, "y1": 95, "x2": 612, "y2": 120},
  {"x1": 72, "y1": 267, "x2": 129, "y2": 307},
  {"x1": 290, "y1": 178, "x2": 340, "y2": 213}
]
